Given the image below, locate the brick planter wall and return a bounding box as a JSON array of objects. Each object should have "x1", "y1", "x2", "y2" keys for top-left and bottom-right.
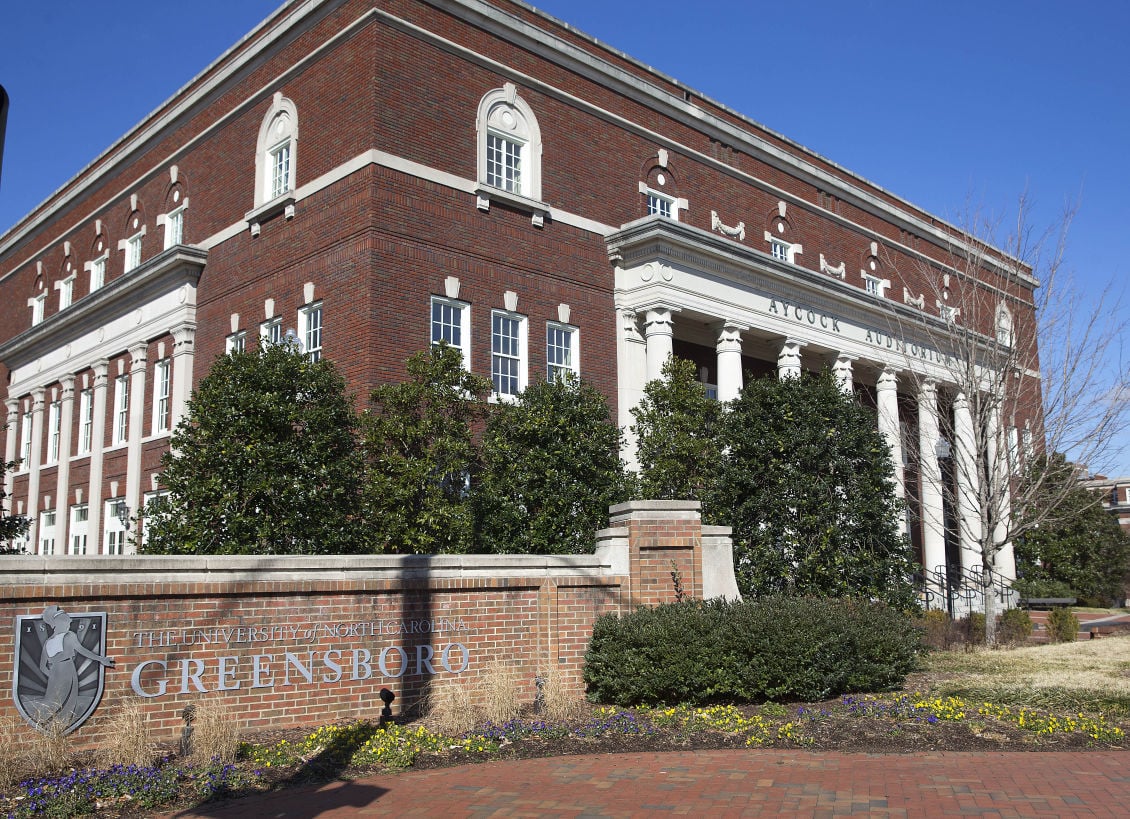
[{"x1": 0, "y1": 501, "x2": 735, "y2": 749}]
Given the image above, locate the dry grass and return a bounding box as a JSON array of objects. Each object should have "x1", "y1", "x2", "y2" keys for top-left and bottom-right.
[
  {"x1": 924, "y1": 633, "x2": 1130, "y2": 714},
  {"x1": 537, "y1": 665, "x2": 584, "y2": 723},
  {"x1": 95, "y1": 699, "x2": 156, "y2": 769},
  {"x1": 482, "y1": 658, "x2": 523, "y2": 725},
  {"x1": 424, "y1": 682, "x2": 478, "y2": 736},
  {"x1": 0, "y1": 713, "x2": 31, "y2": 793},
  {"x1": 189, "y1": 699, "x2": 240, "y2": 764},
  {"x1": 23, "y1": 718, "x2": 72, "y2": 777}
]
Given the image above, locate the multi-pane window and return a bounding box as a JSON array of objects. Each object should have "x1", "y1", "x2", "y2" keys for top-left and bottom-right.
[
  {"x1": 491, "y1": 311, "x2": 526, "y2": 399},
  {"x1": 863, "y1": 274, "x2": 889, "y2": 298},
  {"x1": 141, "y1": 490, "x2": 170, "y2": 547},
  {"x1": 300, "y1": 302, "x2": 323, "y2": 362},
  {"x1": 431, "y1": 297, "x2": 470, "y2": 365},
  {"x1": 646, "y1": 192, "x2": 674, "y2": 219},
  {"x1": 31, "y1": 292, "x2": 46, "y2": 326},
  {"x1": 39, "y1": 510, "x2": 56, "y2": 556},
  {"x1": 486, "y1": 133, "x2": 522, "y2": 193},
  {"x1": 69, "y1": 505, "x2": 89, "y2": 555},
  {"x1": 114, "y1": 374, "x2": 130, "y2": 444},
  {"x1": 546, "y1": 323, "x2": 578, "y2": 382},
  {"x1": 104, "y1": 499, "x2": 128, "y2": 555},
  {"x1": 47, "y1": 400, "x2": 61, "y2": 463},
  {"x1": 153, "y1": 359, "x2": 171, "y2": 434},
  {"x1": 78, "y1": 389, "x2": 94, "y2": 454},
  {"x1": 89, "y1": 256, "x2": 106, "y2": 292},
  {"x1": 260, "y1": 317, "x2": 283, "y2": 347},
  {"x1": 270, "y1": 142, "x2": 292, "y2": 199},
  {"x1": 226, "y1": 331, "x2": 247, "y2": 354},
  {"x1": 125, "y1": 232, "x2": 143, "y2": 272},
  {"x1": 770, "y1": 239, "x2": 790, "y2": 262},
  {"x1": 164, "y1": 207, "x2": 185, "y2": 249},
  {"x1": 20, "y1": 409, "x2": 32, "y2": 467},
  {"x1": 59, "y1": 276, "x2": 75, "y2": 310}
]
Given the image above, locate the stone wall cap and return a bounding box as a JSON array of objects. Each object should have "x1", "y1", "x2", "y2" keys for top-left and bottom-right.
[{"x1": 608, "y1": 499, "x2": 702, "y2": 514}]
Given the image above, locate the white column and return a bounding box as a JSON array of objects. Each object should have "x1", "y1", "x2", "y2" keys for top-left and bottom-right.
[
  {"x1": 875, "y1": 367, "x2": 905, "y2": 524},
  {"x1": 3, "y1": 398, "x2": 17, "y2": 502},
  {"x1": 26, "y1": 387, "x2": 45, "y2": 548},
  {"x1": 617, "y1": 309, "x2": 647, "y2": 471},
  {"x1": 918, "y1": 379, "x2": 947, "y2": 590},
  {"x1": 777, "y1": 338, "x2": 806, "y2": 379},
  {"x1": 715, "y1": 322, "x2": 745, "y2": 402},
  {"x1": 170, "y1": 323, "x2": 196, "y2": 431},
  {"x1": 987, "y1": 403, "x2": 1015, "y2": 581},
  {"x1": 125, "y1": 343, "x2": 149, "y2": 551},
  {"x1": 643, "y1": 308, "x2": 676, "y2": 382},
  {"x1": 832, "y1": 353, "x2": 856, "y2": 395},
  {"x1": 952, "y1": 391, "x2": 982, "y2": 575},
  {"x1": 54, "y1": 375, "x2": 76, "y2": 552},
  {"x1": 87, "y1": 361, "x2": 109, "y2": 554}
]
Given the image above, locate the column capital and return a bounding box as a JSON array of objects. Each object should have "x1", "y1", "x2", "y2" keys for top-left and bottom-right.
[
  {"x1": 716, "y1": 322, "x2": 745, "y2": 352},
  {"x1": 92, "y1": 359, "x2": 110, "y2": 386},
  {"x1": 60, "y1": 374, "x2": 76, "y2": 395},
  {"x1": 619, "y1": 309, "x2": 643, "y2": 343},
  {"x1": 129, "y1": 343, "x2": 149, "y2": 368},
  {"x1": 875, "y1": 365, "x2": 900, "y2": 391},
  {"x1": 918, "y1": 377, "x2": 938, "y2": 399},
  {"x1": 171, "y1": 322, "x2": 196, "y2": 351},
  {"x1": 30, "y1": 387, "x2": 45, "y2": 408},
  {"x1": 642, "y1": 305, "x2": 679, "y2": 334},
  {"x1": 4, "y1": 397, "x2": 18, "y2": 415}
]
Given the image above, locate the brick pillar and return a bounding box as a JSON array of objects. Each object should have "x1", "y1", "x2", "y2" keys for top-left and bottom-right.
[{"x1": 608, "y1": 500, "x2": 704, "y2": 607}]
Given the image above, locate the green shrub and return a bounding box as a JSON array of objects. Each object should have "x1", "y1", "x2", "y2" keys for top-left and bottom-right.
[
  {"x1": 1046, "y1": 607, "x2": 1080, "y2": 643},
  {"x1": 1013, "y1": 577, "x2": 1076, "y2": 600},
  {"x1": 997, "y1": 609, "x2": 1033, "y2": 646},
  {"x1": 583, "y1": 597, "x2": 922, "y2": 707}
]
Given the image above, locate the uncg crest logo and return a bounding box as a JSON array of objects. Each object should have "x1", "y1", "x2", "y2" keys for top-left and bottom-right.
[{"x1": 13, "y1": 606, "x2": 115, "y2": 734}]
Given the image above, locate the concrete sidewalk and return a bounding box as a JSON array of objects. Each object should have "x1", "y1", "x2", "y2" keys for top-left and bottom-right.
[{"x1": 167, "y1": 749, "x2": 1130, "y2": 818}]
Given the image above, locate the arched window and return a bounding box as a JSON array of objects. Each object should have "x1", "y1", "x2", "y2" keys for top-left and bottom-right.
[
  {"x1": 475, "y1": 83, "x2": 544, "y2": 217},
  {"x1": 254, "y1": 92, "x2": 298, "y2": 208},
  {"x1": 995, "y1": 302, "x2": 1014, "y2": 346}
]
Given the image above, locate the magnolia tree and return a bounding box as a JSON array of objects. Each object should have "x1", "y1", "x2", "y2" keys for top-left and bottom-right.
[{"x1": 886, "y1": 196, "x2": 1130, "y2": 640}]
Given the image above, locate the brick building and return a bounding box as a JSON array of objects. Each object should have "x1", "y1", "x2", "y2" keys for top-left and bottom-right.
[{"x1": 0, "y1": 1, "x2": 1037, "y2": 593}]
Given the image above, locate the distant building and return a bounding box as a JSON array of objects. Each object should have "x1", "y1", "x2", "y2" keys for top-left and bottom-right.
[
  {"x1": 1082, "y1": 476, "x2": 1130, "y2": 533},
  {"x1": 0, "y1": 0, "x2": 1038, "y2": 599}
]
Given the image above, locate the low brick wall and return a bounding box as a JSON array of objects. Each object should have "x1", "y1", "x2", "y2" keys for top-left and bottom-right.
[{"x1": 0, "y1": 501, "x2": 737, "y2": 749}]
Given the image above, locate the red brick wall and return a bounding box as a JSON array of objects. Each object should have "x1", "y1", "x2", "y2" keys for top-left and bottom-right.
[{"x1": 0, "y1": 503, "x2": 708, "y2": 749}]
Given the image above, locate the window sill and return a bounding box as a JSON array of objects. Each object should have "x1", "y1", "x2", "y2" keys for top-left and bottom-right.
[
  {"x1": 474, "y1": 184, "x2": 548, "y2": 228},
  {"x1": 245, "y1": 193, "x2": 296, "y2": 236}
]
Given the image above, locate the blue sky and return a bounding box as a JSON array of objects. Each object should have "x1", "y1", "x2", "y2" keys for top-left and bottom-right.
[{"x1": 2, "y1": 1, "x2": 1128, "y2": 469}]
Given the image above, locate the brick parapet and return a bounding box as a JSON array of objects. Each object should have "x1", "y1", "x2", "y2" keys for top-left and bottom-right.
[{"x1": 0, "y1": 504, "x2": 726, "y2": 751}]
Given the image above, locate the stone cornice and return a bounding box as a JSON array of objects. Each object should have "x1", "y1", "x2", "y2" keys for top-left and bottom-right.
[{"x1": 0, "y1": 245, "x2": 207, "y2": 371}]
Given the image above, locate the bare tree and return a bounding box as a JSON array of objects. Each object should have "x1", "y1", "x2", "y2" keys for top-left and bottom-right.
[{"x1": 885, "y1": 194, "x2": 1130, "y2": 642}]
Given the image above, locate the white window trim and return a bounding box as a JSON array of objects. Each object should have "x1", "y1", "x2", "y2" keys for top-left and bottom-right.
[
  {"x1": 119, "y1": 226, "x2": 147, "y2": 273},
  {"x1": 55, "y1": 273, "x2": 76, "y2": 310},
  {"x1": 158, "y1": 202, "x2": 188, "y2": 250},
  {"x1": 38, "y1": 510, "x2": 57, "y2": 556},
  {"x1": 78, "y1": 389, "x2": 94, "y2": 455},
  {"x1": 69, "y1": 504, "x2": 89, "y2": 555},
  {"x1": 141, "y1": 490, "x2": 170, "y2": 548},
  {"x1": 298, "y1": 301, "x2": 323, "y2": 362},
  {"x1": 254, "y1": 92, "x2": 299, "y2": 209},
  {"x1": 937, "y1": 301, "x2": 961, "y2": 323},
  {"x1": 764, "y1": 231, "x2": 802, "y2": 264},
  {"x1": 29, "y1": 292, "x2": 46, "y2": 326},
  {"x1": 430, "y1": 296, "x2": 471, "y2": 370},
  {"x1": 84, "y1": 253, "x2": 107, "y2": 293},
  {"x1": 475, "y1": 83, "x2": 546, "y2": 225},
  {"x1": 638, "y1": 182, "x2": 686, "y2": 221},
  {"x1": 47, "y1": 400, "x2": 61, "y2": 463},
  {"x1": 152, "y1": 358, "x2": 171, "y2": 435},
  {"x1": 862, "y1": 272, "x2": 891, "y2": 298},
  {"x1": 226, "y1": 330, "x2": 247, "y2": 354},
  {"x1": 995, "y1": 302, "x2": 1014, "y2": 347},
  {"x1": 260, "y1": 317, "x2": 283, "y2": 347},
  {"x1": 19, "y1": 409, "x2": 32, "y2": 469},
  {"x1": 104, "y1": 498, "x2": 128, "y2": 555},
  {"x1": 546, "y1": 322, "x2": 579, "y2": 382},
  {"x1": 113, "y1": 374, "x2": 130, "y2": 445},
  {"x1": 490, "y1": 309, "x2": 528, "y2": 402}
]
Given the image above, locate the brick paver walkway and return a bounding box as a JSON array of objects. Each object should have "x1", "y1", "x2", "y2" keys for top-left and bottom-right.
[{"x1": 168, "y1": 749, "x2": 1130, "y2": 818}]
